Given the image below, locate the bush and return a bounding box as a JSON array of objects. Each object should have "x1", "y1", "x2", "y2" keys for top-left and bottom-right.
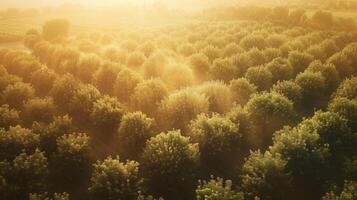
[
  {"x1": 230, "y1": 78, "x2": 257, "y2": 106},
  {"x1": 88, "y1": 156, "x2": 142, "y2": 200},
  {"x1": 141, "y1": 130, "x2": 199, "y2": 200},
  {"x1": 117, "y1": 112, "x2": 155, "y2": 160},
  {"x1": 42, "y1": 19, "x2": 70, "y2": 41},
  {"x1": 159, "y1": 88, "x2": 209, "y2": 133},
  {"x1": 245, "y1": 66, "x2": 273, "y2": 91}
]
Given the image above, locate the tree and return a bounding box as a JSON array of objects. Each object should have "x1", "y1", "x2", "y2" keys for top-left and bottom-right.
[
  {"x1": 295, "y1": 71, "x2": 327, "y2": 111},
  {"x1": 69, "y1": 84, "x2": 101, "y2": 122},
  {"x1": 50, "y1": 74, "x2": 79, "y2": 111},
  {"x1": 2, "y1": 82, "x2": 35, "y2": 109},
  {"x1": 88, "y1": 156, "x2": 142, "y2": 200},
  {"x1": 241, "y1": 151, "x2": 292, "y2": 200},
  {"x1": 310, "y1": 10, "x2": 334, "y2": 29},
  {"x1": 113, "y1": 68, "x2": 142, "y2": 103},
  {"x1": 42, "y1": 19, "x2": 70, "y2": 41},
  {"x1": 1, "y1": 150, "x2": 48, "y2": 200},
  {"x1": 90, "y1": 95, "x2": 124, "y2": 136},
  {"x1": 76, "y1": 54, "x2": 101, "y2": 83},
  {"x1": 271, "y1": 80, "x2": 303, "y2": 106},
  {"x1": 199, "y1": 81, "x2": 232, "y2": 114},
  {"x1": 0, "y1": 104, "x2": 20, "y2": 130},
  {"x1": 230, "y1": 78, "x2": 257, "y2": 106},
  {"x1": 141, "y1": 130, "x2": 199, "y2": 200},
  {"x1": 163, "y1": 65, "x2": 194, "y2": 90},
  {"x1": 117, "y1": 112, "x2": 156, "y2": 160},
  {"x1": 229, "y1": 53, "x2": 252, "y2": 77},
  {"x1": 209, "y1": 58, "x2": 237, "y2": 83},
  {"x1": 22, "y1": 98, "x2": 54, "y2": 126},
  {"x1": 196, "y1": 176, "x2": 244, "y2": 200},
  {"x1": 305, "y1": 61, "x2": 340, "y2": 94},
  {"x1": 245, "y1": 92, "x2": 296, "y2": 148},
  {"x1": 288, "y1": 50, "x2": 314, "y2": 74},
  {"x1": 266, "y1": 58, "x2": 293, "y2": 83},
  {"x1": 51, "y1": 133, "x2": 91, "y2": 196},
  {"x1": 239, "y1": 35, "x2": 267, "y2": 50},
  {"x1": 0, "y1": 125, "x2": 40, "y2": 160},
  {"x1": 245, "y1": 66, "x2": 273, "y2": 91},
  {"x1": 328, "y1": 97, "x2": 357, "y2": 132},
  {"x1": 189, "y1": 53, "x2": 210, "y2": 82},
  {"x1": 334, "y1": 77, "x2": 357, "y2": 100},
  {"x1": 30, "y1": 67, "x2": 56, "y2": 96},
  {"x1": 29, "y1": 192, "x2": 70, "y2": 200},
  {"x1": 93, "y1": 62, "x2": 121, "y2": 95},
  {"x1": 127, "y1": 51, "x2": 146, "y2": 68},
  {"x1": 190, "y1": 114, "x2": 241, "y2": 177},
  {"x1": 322, "y1": 181, "x2": 357, "y2": 200},
  {"x1": 130, "y1": 79, "x2": 168, "y2": 117},
  {"x1": 159, "y1": 88, "x2": 209, "y2": 133}
]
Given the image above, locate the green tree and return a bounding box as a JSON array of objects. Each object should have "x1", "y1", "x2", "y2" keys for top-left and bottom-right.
[
  {"x1": 241, "y1": 151, "x2": 292, "y2": 200},
  {"x1": 141, "y1": 130, "x2": 199, "y2": 200},
  {"x1": 50, "y1": 74, "x2": 79, "y2": 111},
  {"x1": 199, "y1": 81, "x2": 232, "y2": 114},
  {"x1": 323, "y1": 181, "x2": 357, "y2": 200},
  {"x1": 23, "y1": 97, "x2": 56, "y2": 126},
  {"x1": 117, "y1": 112, "x2": 156, "y2": 160},
  {"x1": 88, "y1": 156, "x2": 142, "y2": 200},
  {"x1": 266, "y1": 58, "x2": 293, "y2": 83},
  {"x1": 245, "y1": 66, "x2": 273, "y2": 91},
  {"x1": 230, "y1": 78, "x2": 257, "y2": 106},
  {"x1": 190, "y1": 114, "x2": 241, "y2": 177},
  {"x1": 113, "y1": 68, "x2": 142, "y2": 103},
  {"x1": 2, "y1": 82, "x2": 35, "y2": 109},
  {"x1": 271, "y1": 80, "x2": 303, "y2": 106},
  {"x1": 196, "y1": 176, "x2": 244, "y2": 200},
  {"x1": 0, "y1": 104, "x2": 20, "y2": 130}
]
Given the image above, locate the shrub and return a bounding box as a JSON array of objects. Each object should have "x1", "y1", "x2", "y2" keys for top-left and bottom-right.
[
  {"x1": 189, "y1": 53, "x2": 210, "y2": 81},
  {"x1": 30, "y1": 67, "x2": 56, "y2": 96},
  {"x1": 334, "y1": 77, "x2": 357, "y2": 99},
  {"x1": 93, "y1": 62, "x2": 121, "y2": 95},
  {"x1": 127, "y1": 51, "x2": 146, "y2": 68},
  {"x1": 266, "y1": 58, "x2": 293, "y2": 83},
  {"x1": 271, "y1": 80, "x2": 303, "y2": 105},
  {"x1": 50, "y1": 74, "x2": 79, "y2": 111},
  {"x1": 239, "y1": 35, "x2": 267, "y2": 50},
  {"x1": 77, "y1": 54, "x2": 101, "y2": 83},
  {"x1": 288, "y1": 50, "x2": 314, "y2": 74},
  {"x1": 230, "y1": 53, "x2": 252, "y2": 77},
  {"x1": 163, "y1": 65, "x2": 194, "y2": 90}
]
